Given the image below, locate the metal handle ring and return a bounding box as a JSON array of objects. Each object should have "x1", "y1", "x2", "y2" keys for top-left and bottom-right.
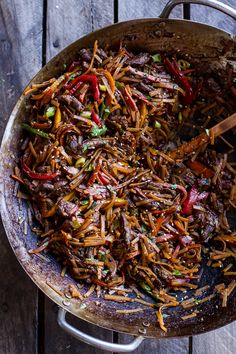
[
  {"x1": 160, "y1": 0, "x2": 236, "y2": 20},
  {"x1": 57, "y1": 308, "x2": 144, "y2": 353}
]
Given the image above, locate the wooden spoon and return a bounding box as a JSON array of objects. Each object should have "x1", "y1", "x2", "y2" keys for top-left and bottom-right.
[{"x1": 169, "y1": 113, "x2": 236, "y2": 161}]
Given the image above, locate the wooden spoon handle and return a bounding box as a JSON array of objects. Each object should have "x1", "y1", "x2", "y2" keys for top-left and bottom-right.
[
  {"x1": 169, "y1": 113, "x2": 236, "y2": 161},
  {"x1": 168, "y1": 132, "x2": 209, "y2": 161},
  {"x1": 211, "y1": 113, "x2": 236, "y2": 137}
]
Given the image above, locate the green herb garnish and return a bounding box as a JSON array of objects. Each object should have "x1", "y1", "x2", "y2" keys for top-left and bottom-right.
[
  {"x1": 115, "y1": 81, "x2": 124, "y2": 89},
  {"x1": 151, "y1": 53, "x2": 161, "y2": 63},
  {"x1": 22, "y1": 123, "x2": 49, "y2": 139},
  {"x1": 154, "y1": 121, "x2": 161, "y2": 129},
  {"x1": 82, "y1": 144, "x2": 89, "y2": 152},
  {"x1": 90, "y1": 125, "x2": 107, "y2": 137}
]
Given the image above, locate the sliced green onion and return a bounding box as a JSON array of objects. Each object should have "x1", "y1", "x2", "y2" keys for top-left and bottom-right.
[
  {"x1": 178, "y1": 112, "x2": 183, "y2": 123},
  {"x1": 80, "y1": 200, "x2": 89, "y2": 205},
  {"x1": 151, "y1": 53, "x2": 161, "y2": 63},
  {"x1": 172, "y1": 270, "x2": 182, "y2": 276},
  {"x1": 90, "y1": 125, "x2": 107, "y2": 137},
  {"x1": 115, "y1": 81, "x2": 124, "y2": 89},
  {"x1": 22, "y1": 123, "x2": 49, "y2": 138},
  {"x1": 178, "y1": 59, "x2": 191, "y2": 70},
  {"x1": 70, "y1": 219, "x2": 81, "y2": 229},
  {"x1": 99, "y1": 253, "x2": 107, "y2": 262},
  {"x1": 81, "y1": 111, "x2": 91, "y2": 118},
  {"x1": 84, "y1": 163, "x2": 93, "y2": 172},
  {"x1": 103, "y1": 108, "x2": 110, "y2": 120},
  {"x1": 154, "y1": 121, "x2": 161, "y2": 129},
  {"x1": 82, "y1": 144, "x2": 89, "y2": 152},
  {"x1": 146, "y1": 95, "x2": 152, "y2": 101},
  {"x1": 75, "y1": 157, "x2": 86, "y2": 168},
  {"x1": 99, "y1": 84, "x2": 107, "y2": 92},
  {"x1": 99, "y1": 102, "x2": 105, "y2": 118},
  {"x1": 69, "y1": 74, "x2": 75, "y2": 81},
  {"x1": 46, "y1": 106, "x2": 56, "y2": 118},
  {"x1": 140, "y1": 281, "x2": 152, "y2": 293}
]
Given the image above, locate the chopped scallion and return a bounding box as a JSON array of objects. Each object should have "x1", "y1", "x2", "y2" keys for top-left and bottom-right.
[
  {"x1": 80, "y1": 200, "x2": 89, "y2": 205},
  {"x1": 90, "y1": 125, "x2": 107, "y2": 137},
  {"x1": 46, "y1": 106, "x2": 56, "y2": 118},
  {"x1": 154, "y1": 121, "x2": 161, "y2": 129},
  {"x1": 172, "y1": 270, "x2": 182, "y2": 276},
  {"x1": 151, "y1": 53, "x2": 161, "y2": 63},
  {"x1": 99, "y1": 84, "x2": 107, "y2": 91},
  {"x1": 81, "y1": 111, "x2": 91, "y2": 118}
]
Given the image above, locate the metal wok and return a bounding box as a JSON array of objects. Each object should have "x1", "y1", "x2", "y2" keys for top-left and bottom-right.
[{"x1": 0, "y1": 0, "x2": 236, "y2": 352}]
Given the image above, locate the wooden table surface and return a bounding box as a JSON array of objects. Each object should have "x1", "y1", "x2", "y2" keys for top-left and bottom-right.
[{"x1": 0, "y1": 1, "x2": 235, "y2": 353}]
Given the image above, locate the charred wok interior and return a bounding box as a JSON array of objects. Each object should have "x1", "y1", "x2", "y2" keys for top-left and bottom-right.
[{"x1": 11, "y1": 39, "x2": 236, "y2": 332}]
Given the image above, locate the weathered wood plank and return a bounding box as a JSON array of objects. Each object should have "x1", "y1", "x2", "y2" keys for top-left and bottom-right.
[
  {"x1": 191, "y1": 0, "x2": 236, "y2": 34},
  {"x1": 44, "y1": 1, "x2": 114, "y2": 353},
  {"x1": 118, "y1": 0, "x2": 183, "y2": 21},
  {"x1": 45, "y1": 298, "x2": 116, "y2": 354},
  {"x1": 192, "y1": 322, "x2": 236, "y2": 354},
  {"x1": 0, "y1": 1, "x2": 43, "y2": 353},
  {"x1": 116, "y1": 334, "x2": 189, "y2": 354},
  {"x1": 0, "y1": 0, "x2": 43, "y2": 139},
  {"x1": 46, "y1": 0, "x2": 114, "y2": 60}
]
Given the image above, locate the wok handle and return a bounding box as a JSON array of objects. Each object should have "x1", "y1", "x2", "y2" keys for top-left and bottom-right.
[
  {"x1": 160, "y1": 0, "x2": 236, "y2": 20},
  {"x1": 57, "y1": 308, "x2": 144, "y2": 353}
]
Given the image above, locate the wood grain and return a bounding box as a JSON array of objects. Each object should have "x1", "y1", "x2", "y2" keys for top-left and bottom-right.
[
  {"x1": 44, "y1": 1, "x2": 114, "y2": 353},
  {"x1": 191, "y1": 0, "x2": 236, "y2": 34},
  {"x1": 117, "y1": 334, "x2": 189, "y2": 354},
  {"x1": 44, "y1": 299, "x2": 115, "y2": 354},
  {"x1": 0, "y1": 0, "x2": 43, "y2": 139},
  {"x1": 0, "y1": 0, "x2": 43, "y2": 353},
  {"x1": 46, "y1": 0, "x2": 114, "y2": 61},
  {"x1": 193, "y1": 322, "x2": 236, "y2": 354},
  {"x1": 118, "y1": 0, "x2": 183, "y2": 21}
]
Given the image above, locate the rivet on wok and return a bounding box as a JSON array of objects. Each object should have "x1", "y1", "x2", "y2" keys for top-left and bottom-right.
[
  {"x1": 62, "y1": 300, "x2": 71, "y2": 306},
  {"x1": 142, "y1": 321, "x2": 150, "y2": 327},
  {"x1": 138, "y1": 328, "x2": 147, "y2": 335}
]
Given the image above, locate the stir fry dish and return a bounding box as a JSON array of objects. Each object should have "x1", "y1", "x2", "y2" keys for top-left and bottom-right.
[{"x1": 12, "y1": 41, "x2": 236, "y2": 332}]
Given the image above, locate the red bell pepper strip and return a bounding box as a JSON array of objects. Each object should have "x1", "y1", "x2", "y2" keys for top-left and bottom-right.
[
  {"x1": 68, "y1": 81, "x2": 83, "y2": 96},
  {"x1": 66, "y1": 74, "x2": 100, "y2": 101},
  {"x1": 182, "y1": 185, "x2": 198, "y2": 215},
  {"x1": 97, "y1": 172, "x2": 110, "y2": 186},
  {"x1": 122, "y1": 87, "x2": 138, "y2": 111},
  {"x1": 163, "y1": 57, "x2": 194, "y2": 105},
  {"x1": 91, "y1": 109, "x2": 102, "y2": 127},
  {"x1": 87, "y1": 160, "x2": 101, "y2": 186},
  {"x1": 21, "y1": 159, "x2": 60, "y2": 180}
]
